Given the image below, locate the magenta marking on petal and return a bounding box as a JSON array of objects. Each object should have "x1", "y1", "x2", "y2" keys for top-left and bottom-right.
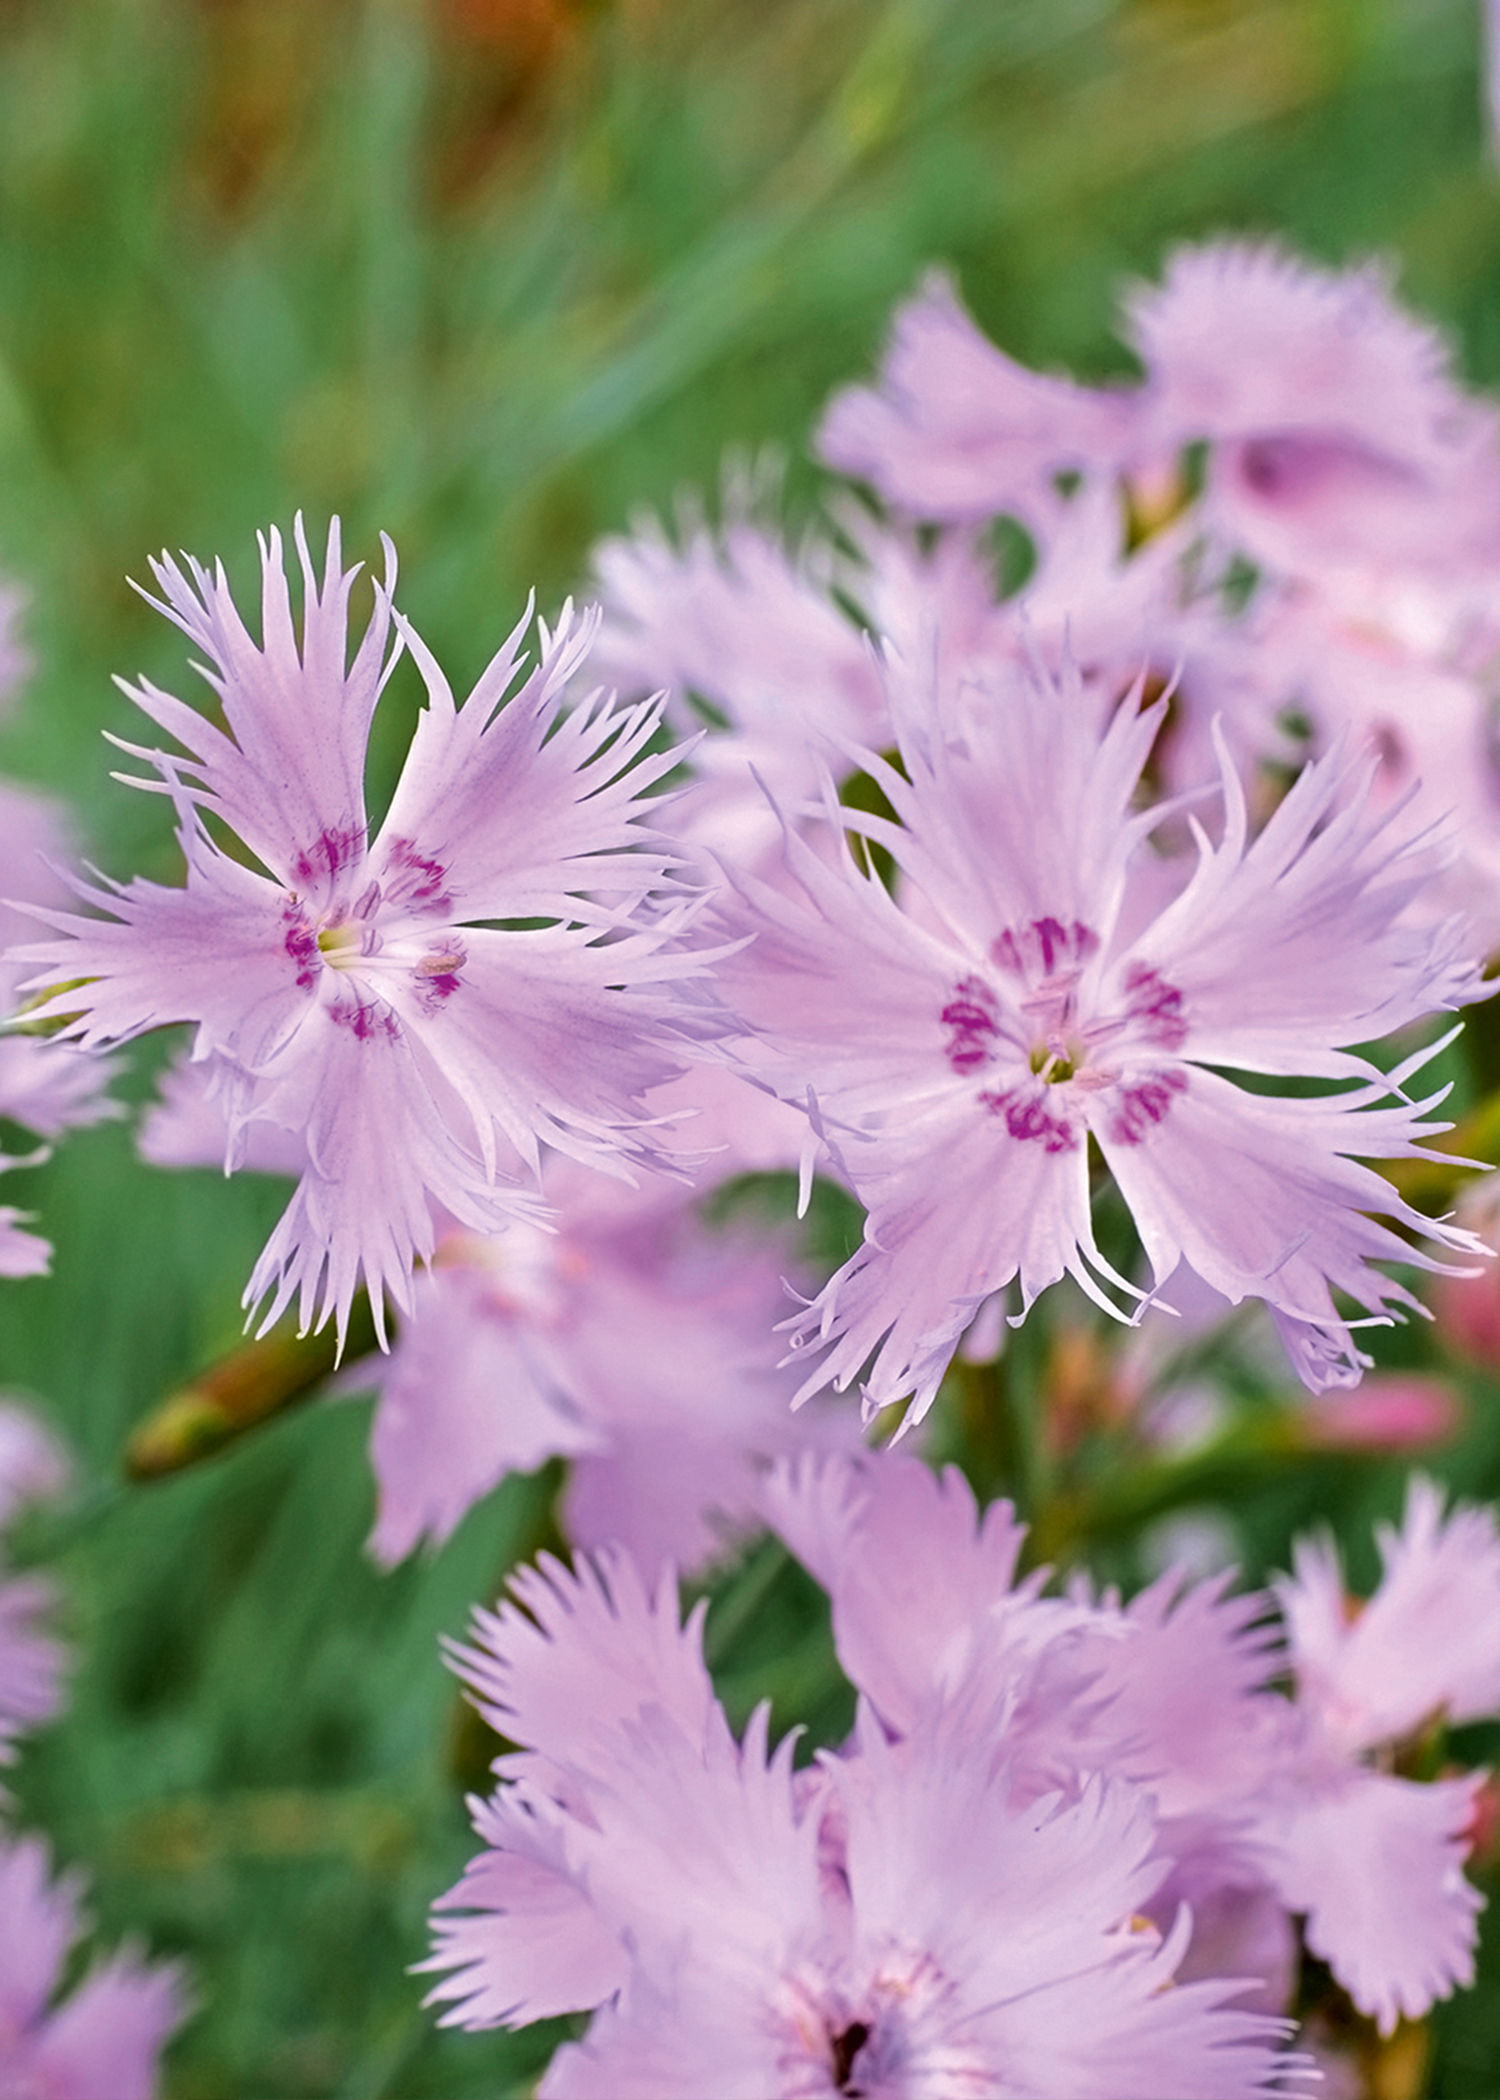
[
  {"x1": 941, "y1": 975, "x2": 1001, "y2": 1075},
  {"x1": 383, "y1": 836, "x2": 453, "y2": 917},
  {"x1": 291, "y1": 822, "x2": 365, "y2": 890},
  {"x1": 992, "y1": 917, "x2": 1099, "y2": 982},
  {"x1": 978, "y1": 1084, "x2": 1078, "y2": 1153},
  {"x1": 1106, "y1": 1068, "x2": 1187, "y2": 1146},
  {"x1": 1120, "y1": 962, "x2": 1188, "y2": 1050},
  {"x1": 330, "y1": 992, "x2": 401, "y2": 1043},
  {"x1": 283, "y1": 912, "x2": 320, "y2": 990}
]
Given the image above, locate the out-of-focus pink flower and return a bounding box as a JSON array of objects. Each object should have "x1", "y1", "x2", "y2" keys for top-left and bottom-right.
[
  {"x1": 0, "y1": 779, "x2": 120, "y2": 1276},
  {"x1": 593, "y1": 493, "x2": 886, "y2": 754},
  {"x1": 14, "y1": 521, "x2": 713, "y2": 1346},
  {"x1": 593, "y1": 497, "x2": 891, "y2": 881},
  {"x1": 1431, "y1": 1173, "x2": 1500, "y2": 1361},
  {"x1": 426, "y1": 1547, "x2": 1296, "y2": 2099},
  {"x1": 761, "y1": 1451, "x2": 1090, "y2": 1742},
  {"x1": 1278, "y1": 1474, "x2": 1500, "y2": 1745},
  {"x1": 0, "y1": 1205, "x2": 49, "y2": 1282},
  {"x1": 0, "y1": 1406, "x2": 66, "y2": 1533},
  {"x1": 712, "y1": 644, "x2": 1485, "y2": 1421},
  {"x1": 767, "y1": 1450, "x2": 1496, "y2": 2042},
  {"x1": 817, "y1": 269, "x2": 1137, "y2": 529},
  {"x1": 1123, "y1": 241, "x2": 1500, "y2": 582},
  {"x1": 1186, "y1": 576, "x2": 1500, "y2": 946},
  {"x1": 135, "y1": 1047, "x2": 308, "y2": 1177},
  {"x1": 0, "y1": 1832, "x2": 184, "y2": 2099},
  {"x1": 1249, "y1": 1477, "x2": 1500, "y2": 2033},
  {"x1": 367, "y1": 1156, "x2": 864, "y2": 1578},
  {"x1": 1301, "y1": 1374, "x2": 1460, "y2": 1453},
  {"x1": 0, "y1": 1403, "x2": 66, "y2": 1766}
]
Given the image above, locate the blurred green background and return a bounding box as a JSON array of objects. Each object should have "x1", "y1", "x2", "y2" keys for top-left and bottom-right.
[{"x1": 1, "y1": 1, "x2": 1500, "y2": 2093}]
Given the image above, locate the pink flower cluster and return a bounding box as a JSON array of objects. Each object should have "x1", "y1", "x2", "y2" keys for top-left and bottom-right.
[
  {"x1": 8, "y1": 234, "x2": 1500, "y2": 2093},
  {"x1": 424, "y1": 1456, "x2": 1500, "y2": 2095},
  {"x1": 588, "y1": 245, "x2": 1500, "y2": 1424}
]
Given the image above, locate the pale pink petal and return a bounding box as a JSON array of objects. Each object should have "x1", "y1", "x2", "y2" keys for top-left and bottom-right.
[
  {"x1": 592, "y1": 504, "x2": 884, "y2": 754},
  {"x1": 0, "y1": 1209, "x2": 49, "y2": 1280},
  {"x1": 1137, "y1": 738, "x2": 1479, "y2": 1079},
  {"x1": 121, "y1": 517, "x2": 393, "y2": 899},
  {"x1": 0, "y1": 1835, "x2": 184, "y2": 2098},
  {"x1": 1123, "y1": 242, "x2": 1500, "y2": 580},
  {"x1": 136, "y1": 1047, "x2": 306, "y2": 1175},
  {"x1": 1263, "y1": 1769, "x2": 1482, "y2": 2035},
  {"x1": 367, "y1": 1266, "x2": 600, "y2": 1567},
  {"x1": 0, "y1": 1833, "x2": 79, "y2": 2031},
  {"x1": 243, "y1": 1001, "x2": 538, "y2": 1347},
  {"x1": 0, "y1": 775, "x2": 73, "y2": 947},
  {"x1": 0, "y1": 1037, "x2": 117, "y2": 1141},
  {"x1": 1071, "y1": 1569, "x2": 1284, "y2": 1819},
  {"x1": 1098, "y1": 1068, "x2": 1480, "y2": 1385},
  {"x1": 0, "y1": 1573, "x2": 66, "y2": 1757},
  {"x1": 817, "y1": 269, "x2": 1138, "y2": 526},
  {"x1": 424, "y1": 1790, "x2": 627, "y2": 2027},
  {"x1": 838, "y1": 1711, "x2": 1294, "y2": 2100},
  {"x1": 15, "y1": 843, "x2": 316, "y2": 1074},
  {"x1": 381, "y1": 919, "x2": 703, "y2": 1185},
  {"x1": 374, "y1": 602, "x2": 681, "y2": 922},
  {"x1": 541, "y1": 1986, "x2": 786, "y2": 2100},
  {"x1": 764, "y1": 1454, "x2": 1043, "y2": 1731},
  {"x1": 29, "y1": 1953, "x2": 187, "y2": 2100},
  {"x1": 0, "y1": 1404, "x2": 67, "y2": 1527},
  {"x1": 1278, "y1": 1477, "x2": 1500, "y2": 1749},
  {"x1": 446, "y1": 1548, "x2": 715, "y2": 1764}
]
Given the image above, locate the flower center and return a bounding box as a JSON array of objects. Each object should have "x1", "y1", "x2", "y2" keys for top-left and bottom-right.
[
  {"x1": 315, "y1": 919, "x2": 365, "y2": 967},
  {"x1": 938, "y1": 920, "x2": 1191, "y2": 1151},
  {"x1": 830, "y1": 2021, "x2": 871, "y2": 2096},
  {"x1": 1028, "y1": 1042, "x2": 1079, "y2": 1084}
]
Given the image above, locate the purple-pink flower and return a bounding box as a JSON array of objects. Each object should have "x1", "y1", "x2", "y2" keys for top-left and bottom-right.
[
  {"x1": 365, "y1": 1151, "x2": 863, "y2": 1578},
  {"x1": 425, "y1": 1546, "x2": 1297, "y2": 2099},
  {"x1": 764, "y1": 1451, "x2": 1496, "y2": 2041},
  {"x1": 14, "y1": 521, "x2": 712, "y2": 1344},
  {"x1": 711, "y1": 643, "x2": 1485, "y2": 1420},
  {"x1": 0, "y1": 1833, "x2": 184, "y2": 2099}
]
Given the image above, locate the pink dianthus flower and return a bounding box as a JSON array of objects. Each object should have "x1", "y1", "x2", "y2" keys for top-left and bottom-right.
[
  {"x1": 712, "y1": 646, "x2": 1485, "y2": 1420},
  {"x1": 13, "y1": 521, "x2": 712, "y2": 1344},
  {"x1": 425, "y1": 1547, "x2": 1297, "y2": 2099},
  {"x1": 0, "y1": 1832, "x2": 184, "y2": 2099}
]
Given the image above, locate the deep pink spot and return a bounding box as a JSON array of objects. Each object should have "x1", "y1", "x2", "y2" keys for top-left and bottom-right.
[
  {"x1": 383, "y1": 836, "x2": 453, "y2": 916},
  {"x1": 330, "y1": 993, "x2": 400, "y2": 1043},
  {"x1": 1121, "y1": 962, "x2": 1188, "y2": 1051},
  {"x1": 1107, "y1": 1068, "x2": 1187, "y2": 1146},
  {"x1": 291, "y1": 822, "x2": 365, "y2": 890},
  {"x1": 283, "y1": 913, "x2": 319, "y2": 990},
  {"x1": 991, "y1": 918, "x2": 1098, "y2": 982},
  {"x1": 978, "y1": 1085, "x2": 1077, "y2": 1153},
  {"x1": 941, "y1": 975, "x2": 1001, "y2": 1075}
]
